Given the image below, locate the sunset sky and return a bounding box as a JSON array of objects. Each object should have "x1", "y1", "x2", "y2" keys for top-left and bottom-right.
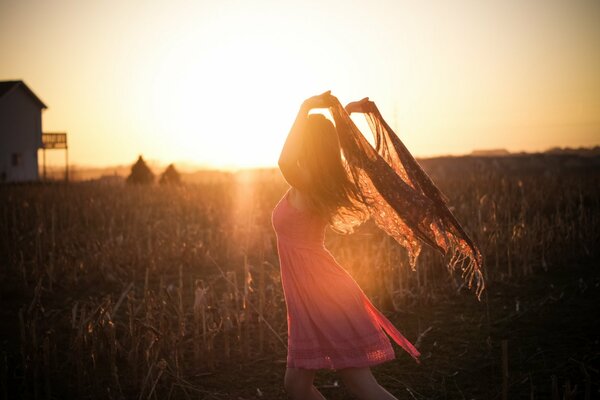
[{"x1": 1, "y1": 0, "x2": 599, "y2": 169}]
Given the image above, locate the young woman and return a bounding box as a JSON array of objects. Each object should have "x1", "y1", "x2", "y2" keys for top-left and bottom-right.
[{"x1": 272, "y1": 92, "x2": 421, "y2": 400}]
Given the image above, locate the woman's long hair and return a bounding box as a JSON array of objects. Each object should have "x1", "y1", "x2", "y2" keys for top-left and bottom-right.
[{"x1": 299, "y1": 114, "x2": 368, "y2": 226}]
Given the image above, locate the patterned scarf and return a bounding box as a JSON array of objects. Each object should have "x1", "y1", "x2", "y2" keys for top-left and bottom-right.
[{"x1": 327, "y1": 96, "x2": 485, "y2": 298}]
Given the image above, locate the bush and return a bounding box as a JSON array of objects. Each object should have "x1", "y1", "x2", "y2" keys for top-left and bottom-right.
[
  {"x1": 126, "y1": 155, "x2": 154, "y2": 185},
  {"x1": 159, "y1": 163, "x2": 181, "y2": 185}
]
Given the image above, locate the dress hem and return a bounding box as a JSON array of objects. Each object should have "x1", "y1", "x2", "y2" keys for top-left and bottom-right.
[{"x1": 286, "y1": 352, "x2": 396, "y2": 371}]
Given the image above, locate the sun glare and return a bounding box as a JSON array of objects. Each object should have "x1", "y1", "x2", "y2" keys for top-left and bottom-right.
[{"x1": 147, "y1": 23, "x2": 329, "y2": 169}]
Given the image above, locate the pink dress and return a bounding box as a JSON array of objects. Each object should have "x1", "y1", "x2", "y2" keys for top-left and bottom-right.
[{"x1": 272, "y1": 189, "x2": 421, "y2": 370}]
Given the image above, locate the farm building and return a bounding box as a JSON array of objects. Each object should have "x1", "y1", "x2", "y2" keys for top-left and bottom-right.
[
  {"x1": 0, "y1": 80, "x2": 46, "y2": 182},
  {"x1": 0, "y1": 80, "x2": 68, "y2": 182}
]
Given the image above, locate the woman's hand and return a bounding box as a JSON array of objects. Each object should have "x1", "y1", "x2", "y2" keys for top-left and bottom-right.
[
  {"x1": 345, "y1": 97, "x2": 372, "y2": 114},
  {"x1": 301, "y1": 90, "x2": 334, "y2": 111}
]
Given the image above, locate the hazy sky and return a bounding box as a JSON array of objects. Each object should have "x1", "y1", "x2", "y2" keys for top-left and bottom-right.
[{"x1": 1, "y1": 0, "x2": 599, "y2": 168}]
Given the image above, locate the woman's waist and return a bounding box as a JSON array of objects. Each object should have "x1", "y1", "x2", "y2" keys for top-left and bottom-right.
[{"x1": 276, "y1": 234, "x2": 326, "y2": 250}]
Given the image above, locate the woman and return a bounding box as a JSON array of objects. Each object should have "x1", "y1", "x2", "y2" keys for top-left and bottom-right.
[{"x1": 272, "y1": 92, "x2": 421, "y2": 400}]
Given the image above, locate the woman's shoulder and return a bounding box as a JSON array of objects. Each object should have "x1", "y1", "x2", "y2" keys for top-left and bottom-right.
[{"x1": 288, "y1": 188, "x2": 312, "y2": 213}]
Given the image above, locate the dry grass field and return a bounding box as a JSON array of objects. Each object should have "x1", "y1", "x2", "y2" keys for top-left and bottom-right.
[{"x1": 1, "y1": 154, "x2": 599, "y2": 399}]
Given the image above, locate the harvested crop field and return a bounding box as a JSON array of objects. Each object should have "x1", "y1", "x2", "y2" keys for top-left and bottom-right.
[{"x1": 1, "y1": 154, "x2": 599, "y2": 399}]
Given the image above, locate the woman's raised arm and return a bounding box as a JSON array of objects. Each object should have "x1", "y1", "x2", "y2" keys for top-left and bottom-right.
[{"x1": 278, "y1": 91, "x2": 332, "y2": 189}]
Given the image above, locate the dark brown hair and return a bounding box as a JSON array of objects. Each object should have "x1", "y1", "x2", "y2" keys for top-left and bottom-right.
[{"x1": 299, "y1": 113, "x2": 367, "y2": 223}]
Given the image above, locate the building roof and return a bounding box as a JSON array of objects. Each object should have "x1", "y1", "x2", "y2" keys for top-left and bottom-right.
[{"x1": 0, "y1": 80, "x2": 47, "y2": 109}]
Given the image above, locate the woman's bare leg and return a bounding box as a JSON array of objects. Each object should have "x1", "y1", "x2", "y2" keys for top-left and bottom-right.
[
  {"x1": 284, "y1": 367, "x2": 327, "y2": 400},
  {"x1": 337, "y1": 367, "x2": 398, "y2": 400}
]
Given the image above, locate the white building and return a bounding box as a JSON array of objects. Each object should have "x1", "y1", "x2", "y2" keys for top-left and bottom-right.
[{"x1": 0, "y1": 80, "x2": 47, "y2": 182}]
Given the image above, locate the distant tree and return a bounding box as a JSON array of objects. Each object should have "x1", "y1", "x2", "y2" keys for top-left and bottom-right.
[
  {"x1": 126, "y1": 155, "x2": 154, "y2": 185},
  {"x1": 159, "y1": 163, "x2": 182, "y2": 185}
]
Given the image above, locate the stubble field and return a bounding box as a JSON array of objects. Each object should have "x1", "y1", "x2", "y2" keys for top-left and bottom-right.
[{"x1": 1, "y1": 154, "x2": 599, "y2": 399}]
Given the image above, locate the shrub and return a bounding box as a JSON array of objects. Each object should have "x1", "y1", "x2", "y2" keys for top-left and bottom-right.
[
  {"x1": 159, "y1": 163, "x2": 181, "y2": 185},
  {"x1": 126, "y1": 155, "x2": 154, "y2": 185}
]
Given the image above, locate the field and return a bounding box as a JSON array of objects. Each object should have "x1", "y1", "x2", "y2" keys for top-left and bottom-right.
[{"x1": 1, "y1": 154, "x2": 599, "y2": 399}]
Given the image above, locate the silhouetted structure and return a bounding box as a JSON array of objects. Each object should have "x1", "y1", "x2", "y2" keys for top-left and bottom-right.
[
  {"x1": 0, "y1": 81, "x2": 69, "y2": 182},
  {"x1": 159, "y1": 163, "x2": 181, "y2": 185},
  {"x1": 41, "y1": 132, "x2": 69, "y2": 181},
  {"x1": 126, "y1": 155, "x2": 154, "y2": 185}
]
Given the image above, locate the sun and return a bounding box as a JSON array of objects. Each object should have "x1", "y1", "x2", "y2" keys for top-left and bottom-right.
[{"x1": 147, "y1": 29, "x2": 331, "y2": 169}]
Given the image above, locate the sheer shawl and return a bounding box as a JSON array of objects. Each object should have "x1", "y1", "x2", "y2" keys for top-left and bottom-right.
[{"x1": 327, "y1": 97, "x2": 485, "y2": 298}]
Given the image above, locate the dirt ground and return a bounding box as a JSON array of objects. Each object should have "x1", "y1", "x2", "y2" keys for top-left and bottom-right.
[{"x1": 196, "y1": 260, "x2": 600, "y2": 399}]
